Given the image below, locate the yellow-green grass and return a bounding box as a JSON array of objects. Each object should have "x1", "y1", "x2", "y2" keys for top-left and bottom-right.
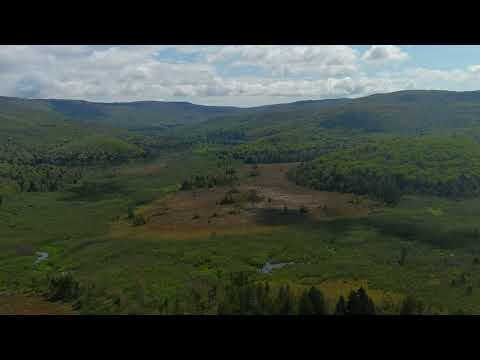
[
  {"x1": 108, "y1": 221, "x2": 283, "y2": 241},
  {"x1": 3, "y1": 151, "x2": 480, "y2": 314},
  {"x1": 260, "y1": 278, "x2": 405, "y2": 314}
]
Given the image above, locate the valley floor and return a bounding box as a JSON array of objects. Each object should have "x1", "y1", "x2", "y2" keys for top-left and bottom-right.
[
  {"x1": 0, "y1": 294, "x2": 74, "y2": 315},
  {"x1": 2, "y1": 152, "x2": 480, "y2": 314}
]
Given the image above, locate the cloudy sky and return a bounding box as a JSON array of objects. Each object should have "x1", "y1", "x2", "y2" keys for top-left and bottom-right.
[{"x1": 2, "y1": 45, "x2": 480, "y2": 107}]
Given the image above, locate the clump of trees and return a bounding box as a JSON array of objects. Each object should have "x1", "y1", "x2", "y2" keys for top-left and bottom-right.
[
  {"x1": 215, "y1": 273, "x2": 328, "y2": 315},
  {"x1": 174, "y1": 273, "x2": 385, "y2": 315},
  {"x1": 334, "y1": 287, "x2": 376, "y2": 315},
  {"x1": 180, "y1": 172, "x2": 237, "y2": 191},
  {"x1": 126, "y1": 206, "x2": 147, "y2": 226},
  {"x1": 400, "y1": 295, "x2": 425, "y2": 315},
  {"x1": 0, "y1": 135, "x2": 146, "y2": 194},
  {"x1": 132, "y1": 214, "x2": 147, "y2": 226},
  {"x1": 290, "y1": 136, "x2": 480, "y2": 204},
  {"x1": 45, "y1": 272, "x2": 81, "y2": 302},
  {"x1": 229, "y1": 139, "x2": 345, "y2": 164},
  {"x1": 38, "y1": 268, "x2": 433, "y2": 315},
  {"x1": 0, "y1": 163, "x2": 84, "y2": 193},
  {"x1": 203, "y1": 129, "x2": 247, "y2": 145}
]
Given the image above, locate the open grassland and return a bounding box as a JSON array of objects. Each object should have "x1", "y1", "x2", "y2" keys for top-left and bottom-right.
[
  {"x1": 2, "y1": 152, "x2": 480, "y2": 314},
  {"x1": 0, "y1": 294, "x2": 75, "y2": 315}
]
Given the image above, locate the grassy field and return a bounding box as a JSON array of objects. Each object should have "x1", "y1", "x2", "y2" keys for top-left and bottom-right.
[{"x1": 2, "y1": 150, "x2": 480, "y2": 314}]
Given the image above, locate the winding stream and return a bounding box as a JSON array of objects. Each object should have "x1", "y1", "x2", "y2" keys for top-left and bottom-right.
[
  {"x1": 34, "y1": 252, "x2": 49, "y2": 265},
  {"x1": 260, "y1": 260, "x2": 295, "y2": 274}
]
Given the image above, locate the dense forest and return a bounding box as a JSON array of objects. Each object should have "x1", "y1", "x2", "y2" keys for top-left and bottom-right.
[
  {"x1": 290, "y1": 136, "x2": 480, "y2": 204},
  {"x1": 0, "y1": 135, "x2": 147, "y2": 195}
]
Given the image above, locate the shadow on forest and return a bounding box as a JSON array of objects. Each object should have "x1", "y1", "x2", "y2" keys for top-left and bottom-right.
[
  {"x1": 254, "y1": 208, "x2": 312, "y2": 226},
  {"x1": 61, "y1": 180, "x2": 131, "y2": 202}
]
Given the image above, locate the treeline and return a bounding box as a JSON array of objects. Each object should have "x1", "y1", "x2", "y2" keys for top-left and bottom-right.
[
  {"x1": 127, "y1": 133, "x2": 193, "y2": 157},
  {"x1": 224, "y1": 131, "x2": 365, "y2": 164},
  {"x1": 180, "y1": 173, "x2": 236, "y2": 191},
  {"x1": 203, "y1": 129, "x2": 247, "y2": 145},
  {"x1": 214, "y1": 274, "x2": 384, "y2": 315},
  {"x1": 47, "y1": 135, "x2": 146, "y2": 166},
  {"x1": 291, "y1": 163, "x2": 402, "y2": 205},
  {"x1": 231, "y1": 144, "x2": 328, "y2": 164},
  {"x1": 227, "y1": 138, "x2": 336, "y2": 164},
  {"x1": 180, "y1": 156, "x2": 238, "y2": 190},
  {"x1": 1, "y1": 136, "x2": 145, "y2": 167},
  {"x1": 217, "y1": 273, "x2": 329, "y2": 315},
  {"x1": 168, "y1": 273, "x2": 427, "y2": 315},
  {"x1": 290, "y1": 136, "x2": 480, "y2": 204},
  {"x1": 41, "y1": 270, "x2": 428, "y2": 315},
  {"x1": 0, "y1": 135, "x2": 146, "y2": 194},
  {"x1": 0, "y1": 163, "x2": 84, "y2": 193}
]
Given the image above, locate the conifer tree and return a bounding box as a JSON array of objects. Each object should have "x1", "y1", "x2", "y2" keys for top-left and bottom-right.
[
  {"x1": 308, "y1": 286, "x2": 327, "y2": 315},
  {"x1": 335, "y1": 295, "x2": 347, "y2": 314},
  {"x1": 298, "y1": 290, "x2": 314, "y2": 314}
]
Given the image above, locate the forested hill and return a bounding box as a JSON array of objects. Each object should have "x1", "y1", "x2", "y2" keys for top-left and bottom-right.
[
  {"x1": 4, "y1": 90, "x2": 480, "y2": 135},
  {"x1": 290, "y1": 135, "x2": 480, "y2": 204},
  {"x1": 184, "y1": 90, "x2": 480, "y2": 138},
  {"x1": 45, "y1": 99, "x2": 242, "y2": 129}
]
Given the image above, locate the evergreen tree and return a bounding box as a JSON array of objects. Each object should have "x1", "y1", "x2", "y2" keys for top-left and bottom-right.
[
  {"x1": 400, "y1": 295, "x2": 424, "y2": 315},
  {"x1": 400, "y1": 295, "x2": 418, "y2": 315},
  {"x1": 308, "y1": 286, "x2": 327, "y2": 315},
  {"x1": 278, "y1": 285, "x2": 295, "y2": 314},
  {"x1": 346, "y1": 287, "x2": 375, "y2": 315},
  {"x1": 335, "y1": 295, "x2": 347, "y2": 315},
  {"x1": 298, "y1": 290, "x2": 314, "y2": 314},
  {"x1": 127, "y1": 206, "x2": 135, "y2": 219}
]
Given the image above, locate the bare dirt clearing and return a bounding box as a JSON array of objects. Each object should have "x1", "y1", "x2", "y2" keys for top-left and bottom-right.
[
  {"x1": 242, "y1": 163, "x2": 379, "y2": 217},
  {"x1": 0, "y1": 294, "x2": 75, "y2": 315},
  {"x1": 114, "y1": 163, "x2": 381, "y2": 239}
]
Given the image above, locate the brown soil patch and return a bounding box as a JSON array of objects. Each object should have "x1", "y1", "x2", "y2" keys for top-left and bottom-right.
[
  {"x1": 241, "y1": 163, "x2": 379, "y2": 218},
  {"x1": 0, "y1": 294, "x2": 75, "y2": 315},
  {"x1": 122, "y1": 163, "x2": 381, "y2": 238}
]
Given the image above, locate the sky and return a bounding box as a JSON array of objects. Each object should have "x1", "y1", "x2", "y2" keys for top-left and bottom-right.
[{"x1": 2, "y1": 45, "x2": 480, "y2": 107}]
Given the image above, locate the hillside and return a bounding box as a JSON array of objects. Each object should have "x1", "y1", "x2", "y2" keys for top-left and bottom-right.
[
  {"x1": 290, "y1": 135, "x2": 480, "y2": 203},
  {"x1": 45, "y1": 99, "x2": 241, "y2": 129},
  {"x1": 187, "y1": 90, "x2": 480, "y2": 140},
  {"x1": 4, "y1": 90, "x2": 480, "y2": 137},
  {"x1": 5, "y1": 90, "x2": 480, "y2": 314}
]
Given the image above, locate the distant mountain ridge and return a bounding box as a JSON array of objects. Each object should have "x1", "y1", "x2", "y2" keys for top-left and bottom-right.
[{"x1": 3, "y1": 89, "x2": 480, "y2": 135}]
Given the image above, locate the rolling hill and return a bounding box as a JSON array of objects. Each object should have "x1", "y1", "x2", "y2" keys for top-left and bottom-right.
[
  {"x1": 183, "y1": 90, "x2": 480, "y2": 139},
  {"x1": 4, "y1": 90, "x2": 480, "y2": 138}
]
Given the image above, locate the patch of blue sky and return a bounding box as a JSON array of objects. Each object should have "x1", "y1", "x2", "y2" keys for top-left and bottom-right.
[
  {"x1": 404, "y1": 45, "x2": 480, "y2": 70},
  {"x1": 353, "y1": 45, "x2": 480, "y2": 71},
  {"x1": 216, "y1": 62, "x2": 270, "y2": 78},
  {"x1": 152, "y1": 47, "x2": 205, "y2": 63}
]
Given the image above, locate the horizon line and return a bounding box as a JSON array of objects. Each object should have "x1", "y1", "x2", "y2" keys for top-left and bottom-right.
[{"x1": 1, "y1": 88, "x2": 479, "y2": 108}]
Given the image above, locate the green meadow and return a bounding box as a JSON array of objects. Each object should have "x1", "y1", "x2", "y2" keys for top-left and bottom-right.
[
  {"x1": 2, "y1": 148, "x2": 480, "y2": 314},
  {"x1": 3, "y1": 91, "x2": 480, "y2": 314}
]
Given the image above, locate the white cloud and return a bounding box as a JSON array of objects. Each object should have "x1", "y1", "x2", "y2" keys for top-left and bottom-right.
[
  {"x1": 404, "y1": 67, "x2": 471, "y2": 82},
  {"x1": 469, "y1": 64, "x2": 480, "y2": 73},
  {"x1": 207, "y1": 45, "x2": 359, "y2": 77},
  {"x1": 0, "y1": 45, "x2": 479, "y2": 107},
  {"x1": 362, "y1": 45, "x2": 409, "y2": 63}
]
